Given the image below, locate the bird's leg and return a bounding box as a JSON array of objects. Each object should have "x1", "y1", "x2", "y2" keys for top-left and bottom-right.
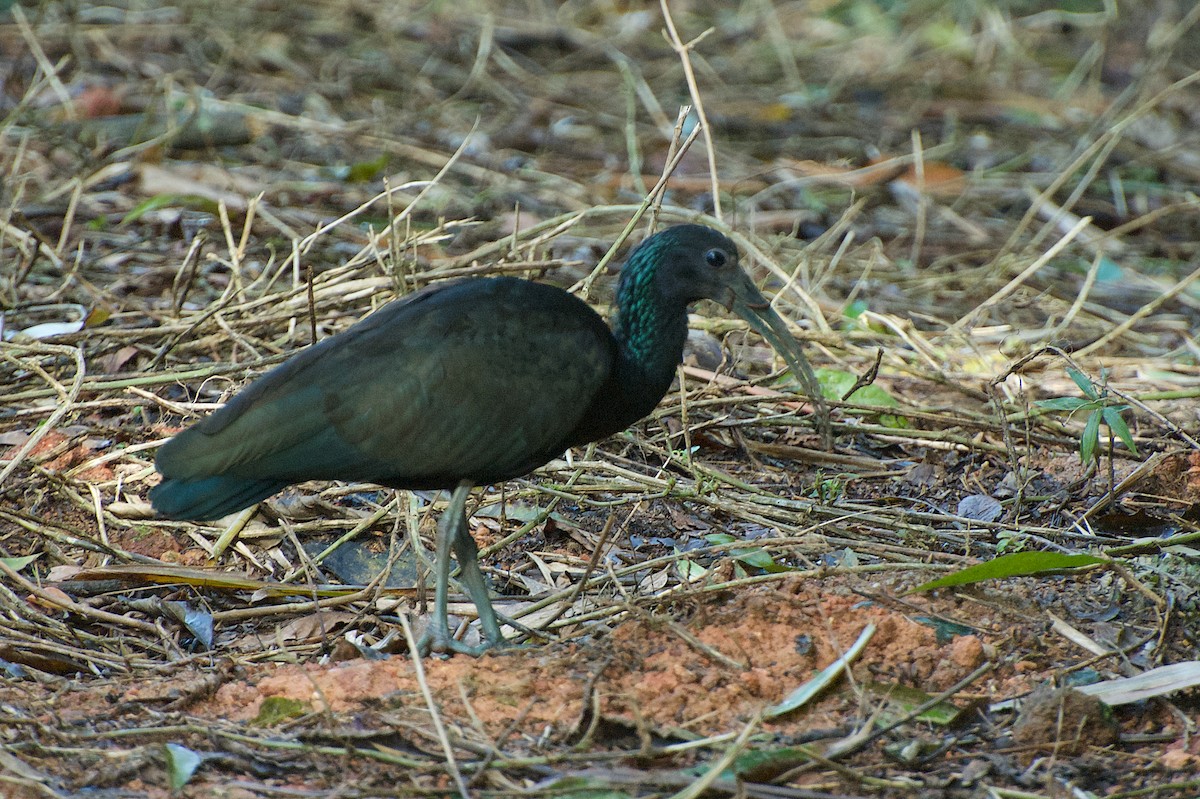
[
  {"x1": 450, "y1": 501, "x2": 505, "y2": 649},
  {"x1": 421, "y1": 483, "x2": 468, "y2": 655},
  {"x1": 418, "y1": 482, "x2": 503, "y2": 656}
]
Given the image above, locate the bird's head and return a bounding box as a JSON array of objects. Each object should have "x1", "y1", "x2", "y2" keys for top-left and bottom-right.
[
  {"x1": 624, "y1": 224, "x2": 786, "y2": 331},
  {"x1": 620, "y1": 223, "x2": 811, "y2": 379},
  {"x1": 626, "y1": 224, "x2": 745, "y2": 309}
]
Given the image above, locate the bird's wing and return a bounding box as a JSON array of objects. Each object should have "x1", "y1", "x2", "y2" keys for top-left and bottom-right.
[{"x1": 156, "y1": 279, "x2": 615, "y2": 487}]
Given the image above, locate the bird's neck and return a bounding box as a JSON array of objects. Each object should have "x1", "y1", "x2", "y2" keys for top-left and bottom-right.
[
  {"x1": 612, "y1": 266, "x2": 689, "y2": 408},
  {"x1": 561, "y1": 251, "x2": 692, "y2": 448}
]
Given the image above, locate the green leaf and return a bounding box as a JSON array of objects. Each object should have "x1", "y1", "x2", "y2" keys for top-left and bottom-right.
[
  {"x1": 846, "y1": 383, "x2": 899, "y2": 408},
  {"x1": 731, "y1": 548, "x2": 775, "y2": 569},
  {"x1": 995, "y1": 530, "x2": 1022, "y2": 554},
  {"x1": 863, "y1": 681, "x2": 966, "y2": 725},
  {"x1": 704, "y1": 534, "x2": 790, "y2": 574},
  {"x1": 877, "y1": 413, "x2": 910, "y2": 430},
  {"x1": 808, "y1": 368, "x2": 907, "y2": 428},
  {"x1": 677, "y1": 558, "x2": 707, "y2": 581},
  {"x1": 700, "y1": 535, "x2": 787, "y2": 573},
  {"x1": 909, "y1": 551, "x2": 1105, "y2": 593},
  {"x1": 912, "y1": 615, "x2": 975, "y2": 645},
  {"x1": 1081, "y1": 410, "x2": 1100, "y2": 463},
  {"x1": 0, "y1": 554, "x2": 40, "y2": 571},
  {"x1": 164, "y1": 743, "x2": 203, "y2": 791},
  {"x1": 254, "y1": 696, "x2": 310, "y2": 726},
  {"x1": 810, "y1": 368, "x2": 854, "y2": 399},
  {"x1": 1035, "y1": 397, "x2": 1090, "y2": 412},
  {"x1": 842, "y1": 299, "x2": 869, "y2": 320},
  {"x1": 732, "y1": 547, "x2": 791, "y2": 573},
  {"x1": 1101, "y1": 407, "x2": 1139, "y2": 456},
  {"x1": 1067, "y1": 367, "x2": 1099, "y2": 400},
  {"x1": 346, "y1": 153, "x2": 390, "y2": 183},
  {"x1": 727, "y1": 746, "x2": 811, "y2": 782},
  {"x1": 815, "y1": 368, "x2": 898, "y2": 407}
]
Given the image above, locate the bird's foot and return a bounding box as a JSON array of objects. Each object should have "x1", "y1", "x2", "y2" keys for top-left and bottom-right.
[{"x1": 416, "y1": 627, "x2": 507, "y2": 658}]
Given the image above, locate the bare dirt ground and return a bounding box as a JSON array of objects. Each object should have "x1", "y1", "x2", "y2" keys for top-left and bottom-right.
[{"x1": 2, "y1": 2, "x2": 1200, "y2": 797}]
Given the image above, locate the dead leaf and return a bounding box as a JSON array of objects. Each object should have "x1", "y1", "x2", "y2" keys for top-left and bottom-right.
[{"x1": 276, "y1": 612, "x2": 358, "y2": 643}]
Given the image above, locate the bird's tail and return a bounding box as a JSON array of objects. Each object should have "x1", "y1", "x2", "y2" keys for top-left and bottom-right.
[{"x1": 150, "y1": 476, "x2": 289, "y2": 521}]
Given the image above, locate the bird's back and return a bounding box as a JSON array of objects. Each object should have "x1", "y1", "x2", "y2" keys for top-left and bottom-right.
[{"x1": 152, "y1": 278, "x2": 616, "y2": 519}]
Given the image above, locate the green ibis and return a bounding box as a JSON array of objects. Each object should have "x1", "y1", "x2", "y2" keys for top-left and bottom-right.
[{"x1": 152, "y1": 224, "x2": 815, "y2": 655}]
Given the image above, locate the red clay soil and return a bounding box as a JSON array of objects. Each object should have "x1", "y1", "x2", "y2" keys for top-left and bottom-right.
[{"x1": 172, "y1": 578, "x2": 1007, "y2": 741}]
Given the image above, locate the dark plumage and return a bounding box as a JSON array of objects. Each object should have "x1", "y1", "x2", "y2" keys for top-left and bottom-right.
[{"x1": 152, "y1": 224, "x2": 812, "y2": 654}]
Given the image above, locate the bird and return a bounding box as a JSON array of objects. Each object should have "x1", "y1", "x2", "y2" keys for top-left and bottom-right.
[{"x1": 151, "y1": 223, "x2": 814, "y2": 655}]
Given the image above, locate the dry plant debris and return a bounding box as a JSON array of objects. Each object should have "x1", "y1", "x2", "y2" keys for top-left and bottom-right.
[{"x1": 2, "y1": 1, "x2": 1200, "y2": 797}]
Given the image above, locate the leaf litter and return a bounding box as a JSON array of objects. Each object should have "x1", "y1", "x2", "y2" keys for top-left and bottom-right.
[{"x1": 2, "y1": 1, "x2": 1200, "y2": 797}]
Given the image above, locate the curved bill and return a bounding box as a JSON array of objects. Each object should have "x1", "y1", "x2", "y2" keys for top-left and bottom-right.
[{"x1": 726, "y1": 271, "x2": 832, "y2": 448}]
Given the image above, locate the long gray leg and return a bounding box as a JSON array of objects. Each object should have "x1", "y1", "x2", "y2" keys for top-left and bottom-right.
[
  {"x1": 450, "y1": 500, "x2": 504, "y2": 648},
  {"x1": 418, "y1": 482, "x2": 503, "y2": 655}
]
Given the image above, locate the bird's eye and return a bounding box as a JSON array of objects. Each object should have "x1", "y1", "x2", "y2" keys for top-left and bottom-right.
[{"x1": 705, "y1": 248, "x2": 728, "y2": 268}]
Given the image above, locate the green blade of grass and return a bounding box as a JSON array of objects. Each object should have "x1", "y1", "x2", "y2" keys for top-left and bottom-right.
[{"x1": 908, "y1": 551, "x2": 1105, "y2": 593}]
